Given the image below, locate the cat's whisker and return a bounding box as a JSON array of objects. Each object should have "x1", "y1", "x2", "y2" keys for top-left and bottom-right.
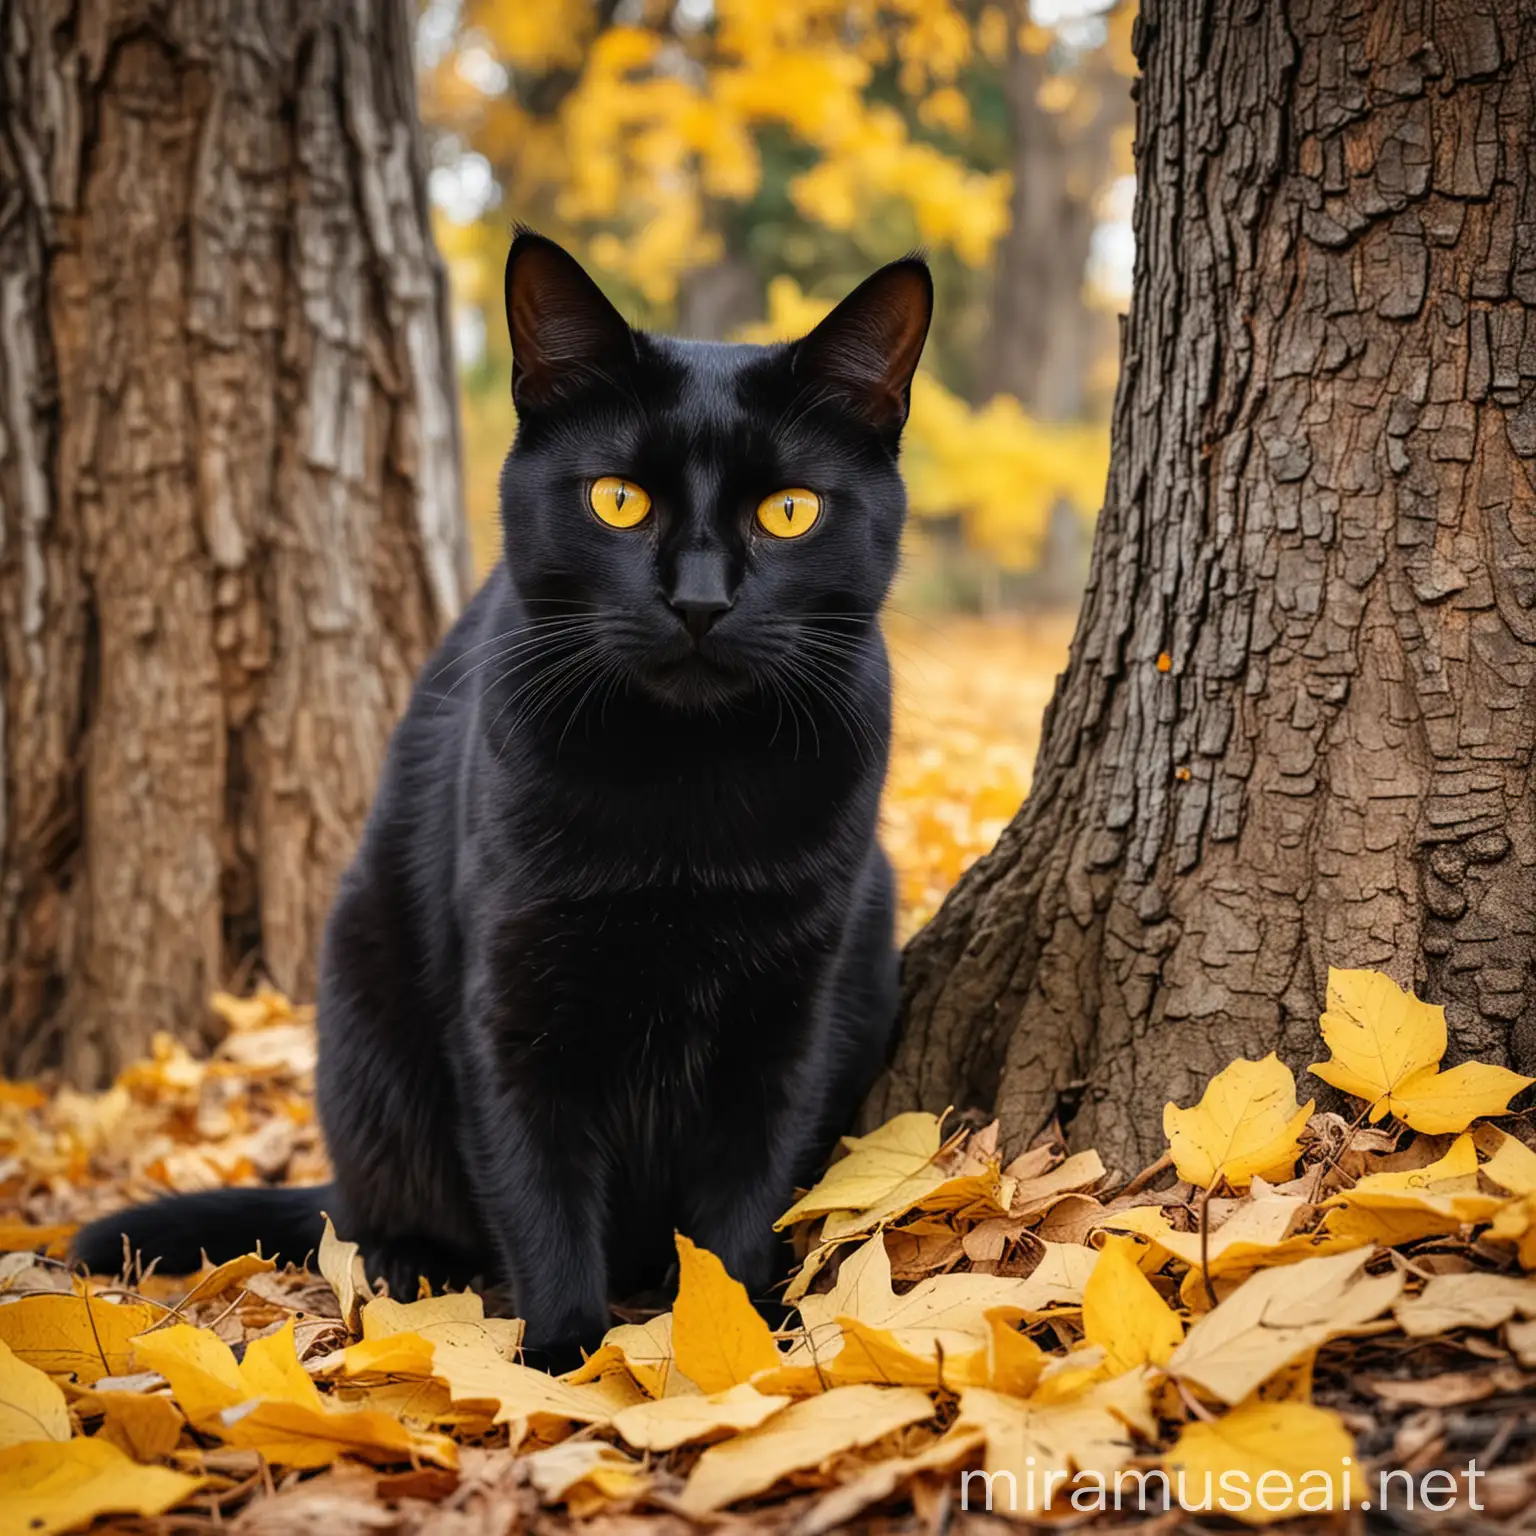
[
  {"x1": 485, "y1": 642, "x2": 602, "y2": 755},
  {"x1": 431, "y1": 620, "x2": 611, "y2": 711},
  {"x1": 555, "y1": 657, "x2": 620, "y2": 757}
]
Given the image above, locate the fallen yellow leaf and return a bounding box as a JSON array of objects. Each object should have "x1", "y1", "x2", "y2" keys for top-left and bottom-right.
[
  {"x1": 1481, "y1": 1128, "x2": 1536, "y2": 1196},
  {"x1": 362, "y1": 1292, "x2": 524, "y2": 1358},
  {"x1": 334, "y1": 1331, "x2": 437, "y2": 1379},
  {"x1": 75, "y1": 1389, "x2": 185, "y2": 1462},
  {"x1": 769, "y1": 1233, "x2": 1093, "y2": 1394},
  {"x1": 134, "y1": 1320, "x2": 457, "y2": 1469},
  {"x1": 432, "y1": 1347, "x2": 642, "y2": 1442},
  {"x1": 0, "y1": 1294, "x2": 160, "y2": 1383},
  {"x1": 672, "y1": 1235, "x2": 780, "y2": 1392},
  {"x1": 1082, "y1": 1235, "x2": 1183, "y2": 1371},
  {"x1": 1489, "y1": 1193, "x2": 1536, "y2": 1268},
  {"x1": 612, "y1": 1381, "x2": 789, "y2": 1450},
  {"x1": 1102, "y1": 1195, "x2": 1360, "y2": 1307},
  {"x1": 1167, "y1": 1249, "x2": 1402, "y2": 1405},
  {"x1": 566, "y1": 1312, "x2": 698, "y2": 1399},
  {"x1": 957, "y1": 1370, "x2": 1155, "y2": 1515},
  {"x1": 176, "y1": 1253, "x2": 276, "y2": 1308},
  {"x1": 130, "y1": 1322, "x2": 246, "y2": 1422},
  {"x1": 0, "y1": 1339, "x2": 69, "y2": 1448},
  {"x1": 1310, "y1": 968, "x2": 1534, "y2": 1132},
  {"x1": 1322, "y1": 1133, "x2": 1504, "y2": 1245},
  {"x1": 317, "y1": 1217, "x2": 372, "y2": 1331},
  {"x1": 524, "y1": 1440, "x2": 649, "y2": 1515},
  {"x1": 679, "y1": 1383, "x2": 934, "y2": 1513},
  {"x1": 0, "y1": 1437, "x2": 207, "y2": 1536},
  {"x1": 776, "y1": 1113, "x2": 947, "y2": 1228},
  {"x1": 983, "y1": 1311, "x2": 1049, "y2": 1397},
  {"x1": 1163, "y1": 1054, "x2": 1312, "y2": 1189},
  {"x1": 1165, "y1": 1400, "x2": 1362, "y2": 1524},
  {"x1": 797, "y1": 1425, "x2": 985, "y2": 1534},
  {"x1": 0, "y1": 1223, "x2": 75, "y2": 1258}
]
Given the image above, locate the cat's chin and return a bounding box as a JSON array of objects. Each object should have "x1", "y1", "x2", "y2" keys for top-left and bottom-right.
[{"x1": 634, "y1": 652, "x2": 757, "y2": 711}]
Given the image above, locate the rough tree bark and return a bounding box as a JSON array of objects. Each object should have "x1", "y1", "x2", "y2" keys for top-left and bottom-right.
[
  {"x1": 876, "y1": 0, "x2": 1536, "y2": 1176},
  {"x1": 0, "y1": 0, "x2": 469, "y2": 1082}
]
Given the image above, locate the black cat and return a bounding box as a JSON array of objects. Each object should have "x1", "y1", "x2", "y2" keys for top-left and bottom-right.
[{"x1": 76, "y1": 233, "x2": 931, "y2": 1360}]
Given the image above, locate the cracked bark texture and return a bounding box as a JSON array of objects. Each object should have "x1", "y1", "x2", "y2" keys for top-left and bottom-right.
[
  {"x1": 1, "y1": 0, "x2": 468, "y2": 1081},
  {"x1": 874, "y1": 0, "x2": 1536, "y2": 1176}
]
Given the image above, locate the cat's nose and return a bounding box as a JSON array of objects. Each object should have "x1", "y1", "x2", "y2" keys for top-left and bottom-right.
[{"x1": 668, "y1": 552, "x2": 734, "y2": 640}]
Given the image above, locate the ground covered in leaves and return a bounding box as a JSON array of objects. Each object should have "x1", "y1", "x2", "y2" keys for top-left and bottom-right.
[{"x1": 5, "y1": 621, "x2": 1536, "y2": 1534}]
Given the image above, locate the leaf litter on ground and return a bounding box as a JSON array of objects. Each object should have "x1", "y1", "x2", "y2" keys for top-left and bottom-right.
[{"x1": 2, "y1": 967, "x2": 1535, "y2": 1531}]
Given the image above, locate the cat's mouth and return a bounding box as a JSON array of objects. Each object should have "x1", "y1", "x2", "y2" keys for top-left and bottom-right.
[{"x1": 639, "y1": 636, "x2": 755, "y2": 706}]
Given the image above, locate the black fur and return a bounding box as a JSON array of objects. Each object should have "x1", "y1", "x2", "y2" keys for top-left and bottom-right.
[{"x1": 76, "y1": 234, "x2": 932, "y2": 1359}]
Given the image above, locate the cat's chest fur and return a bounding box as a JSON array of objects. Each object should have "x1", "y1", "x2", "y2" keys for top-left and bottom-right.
[{"x1": 457, "y1": 707, "x2": 878, "y2": 1090}]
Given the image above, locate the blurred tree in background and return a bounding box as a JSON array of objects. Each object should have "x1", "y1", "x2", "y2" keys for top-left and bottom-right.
[{"x1": 417, "y1": 0, "x2": 1134, "y2": 594}]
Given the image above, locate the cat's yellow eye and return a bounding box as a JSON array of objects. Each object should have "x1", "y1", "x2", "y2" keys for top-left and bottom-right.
[
  {"x1": 756, "y1": 488, "x2": 821, "y2": 539},
  {"x1": 589, "y1": 476, "x2": 652, "y2": 529}
]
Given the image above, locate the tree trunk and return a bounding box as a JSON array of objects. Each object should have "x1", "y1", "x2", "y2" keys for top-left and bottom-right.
[
  {"x1": 0, "y1": 0, "x2": 469, "y2": 1082},
  {"x1": 978, "y1": 0, "x2": 1128, "y2": 419},
  {"x1": 876, "y1": 0, "x2": 1536, "y2": 1177}
]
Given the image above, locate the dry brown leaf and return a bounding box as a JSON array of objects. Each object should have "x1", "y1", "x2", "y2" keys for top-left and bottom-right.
[
  {"x1": 1365, "y1": 1364, "x2": 1528, "y2": 1408},
  {"x1": 1393, "y1": 1271, "x2": 1536, "y2": 1337}
]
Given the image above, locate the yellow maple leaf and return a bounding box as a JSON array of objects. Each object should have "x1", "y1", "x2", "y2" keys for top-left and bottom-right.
[
  {"x1": 0, "y1": 1222, "x2": 75, "y2": 1258},
  {"x1": 0, "y1": 1437, "x2": 207, "y2": 1536},
  {"x1": 1165, "y1": 1400, "x2": 1362, "y2": 1524},
  {"x1": 1082, "y1": 1236, "x2": 1183, "y2": 1371},
  {"x1": 1310, "y1": 968, "x2": 1533, "y2": 1132},
  {"x1": 678, "y1": 1383, "x2": 934, "y2": 1514},
  {"x1": 1163, "y1": 1055, "x2": 1313, "y2": 1189},
  {"x1": 957, "y1": 1371, "x2": 1155, "y2": 1515},
  {"x1": 0, "y1": 1339, "x2": 69, "y2": 1448},
  {"x1": 1167, "y1": 1250, "x2": 1401, "y2": 1406},
  {"x1": 672, "y1": 1235, "x2": 780, "y2": 1393},
  {"x1": 430, "y1": 1348, "x2": 641, "y2": 1443}
]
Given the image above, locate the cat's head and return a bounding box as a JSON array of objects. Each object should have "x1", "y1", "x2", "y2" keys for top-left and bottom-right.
[{"x1": 497, "y1": 231, "x2": 930, "y2": 711}]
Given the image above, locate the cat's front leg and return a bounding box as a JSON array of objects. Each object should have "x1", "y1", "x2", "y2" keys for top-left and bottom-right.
[
  {"x1": 682, "y1": 1094, "x2": 802, "y2": 1305},
  {"x1": 453, "y1": 1022, "x2": 610, "y2": 1362}
]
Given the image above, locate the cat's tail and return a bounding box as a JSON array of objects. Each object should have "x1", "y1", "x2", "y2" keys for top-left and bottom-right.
[{"x1": 72, "y1": 1185, "x2": 333, "y2": 1276}]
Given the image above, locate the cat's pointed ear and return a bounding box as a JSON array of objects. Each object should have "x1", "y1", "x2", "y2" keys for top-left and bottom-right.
[
  {"x1": 794, "y1": 258, "x2": 933, "y2": 435},
  {"x1": 505, "y1": 230, "x2": 635, "y2": 410}
]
